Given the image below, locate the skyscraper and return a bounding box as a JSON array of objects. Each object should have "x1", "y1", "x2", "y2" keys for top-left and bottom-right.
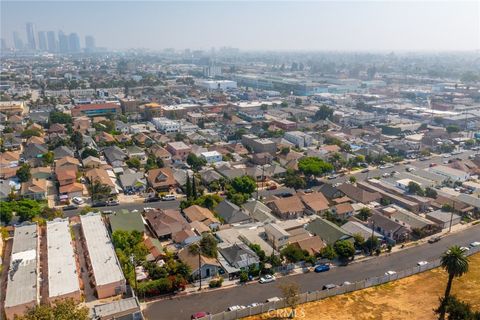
[
  {"x1": 38, "y1": 31, "x2": 47, "y2": 51},
  {"x1": 13, "y1": 31, "x2": 24, "y2": 50},
  {"x1": 0, "y1": 38, "x2": 7, "y2": 51},
  {"x1": 85, "y1": 35, "x2": 96, "y2": 52},
  {"x1": 26, "y1": 22, "x2": 37, "y2": 50},
  {"x1": 68, "y1": 33, "x2": 81, "y2": 53},
  {"x1": 58, "y1": 31, "x2": 69, "y2": 53},
  {"x1": 47, "y1": 31, "x2": 57, "y2": 52}
]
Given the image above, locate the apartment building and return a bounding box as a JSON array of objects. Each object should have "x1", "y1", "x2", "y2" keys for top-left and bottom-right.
[
  {"x1": 46, "y1": 219, "x2": 81, "y2": 302},
  {"x1": 4, "y1": 224, "x2": 40, "y2": 320},
  {"x1": 80, "y1": 213, "x2": 126, "y2": 299},
  {"x1": 241, "y1": 134, "x2": 277, "y2": 154},
  {"x1": 284, "y1": 131, "x2": 314, "y2": 148}
]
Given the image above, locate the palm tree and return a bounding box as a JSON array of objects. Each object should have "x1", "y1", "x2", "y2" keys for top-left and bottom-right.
[{"x1": 438, "y1": 246, "x2": 469, "y2": 320}]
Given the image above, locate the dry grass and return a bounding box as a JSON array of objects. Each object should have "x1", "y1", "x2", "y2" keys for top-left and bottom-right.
[{"x1": 246, "y1": 253, "x2": 480, "y2": 320}]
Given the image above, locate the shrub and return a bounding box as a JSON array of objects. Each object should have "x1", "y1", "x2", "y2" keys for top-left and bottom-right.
[{"x1": 209, "y1": 278, "x2": 224, "y2": 288}]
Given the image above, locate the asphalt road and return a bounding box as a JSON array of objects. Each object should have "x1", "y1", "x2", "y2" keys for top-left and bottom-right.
[
  {"x1": 324, "y1": 150, "x2": 477, "y2": 186},
  {"x1": 143, "y1": 224, "x2": 480, "y2": 320}
]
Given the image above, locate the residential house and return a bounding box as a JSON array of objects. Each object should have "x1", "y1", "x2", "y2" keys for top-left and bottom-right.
[
  {"x1": 166, "y1": 142, "x2": 191, "y2": 160},
  {"x1": 150, "y1": 145, "x2": 172, "y2": 162},
  {"x1": 53, "y1": 146, "x2": 74, "y2": 160},
  {"x1": 103, "y1": 146, "x2": 126, "y2": 168},
  {"x1": 306, "y1": 217, "x2": 353, "y2": 245},
  {"x1": 21, "y1": 179, "x2": 48, "y2": 200},
  {"x1": 144, "y1": 209, "x2": 189, "y2": 239},
  {"x1": 22, "y1": 144, "x2": 47, "y2": 160},
  {"x1": 264, "y1": 223, "x2": 290, "y2": 248},
  {"x1": 243, "y1": 200, "x2": 276, "y2": 223},
  {"x1": 126, "y1": 146, "x2": 147, "y2": 163},
  {"x1": 55, "y1": 165, "x2": 78, "y2": 186},
  {"x1": 118, "y1": 171, "x2": 147, "y2": 193},
  {"x1": 30, "y1": 167, "x2": 52, "y2": 180},
  {"x1": 332, "y1": 203, "x2": 354, "y2": 219},
  {"x1": 55, "y1": 156, "x2": 80, "y2": 168},
  {"x1": 85, "y1": 168, "x2": 117, "y2": 192},
  {"x1": 178, "y1": 248, "x2": 220, "y2": 280},
  {"x1": 183, "y1": 205, "x2": 220, "y2": 227},
  {"x1": 426, "y1": 210, "x2": 461, "y2": 229},
  {"x1": 82, "y1": 156, "x2": 104, "y2": 169},
  {"x1": 369, "y1": 213, "x2": 410, "y2": 243},
  {"x1": 200, "y1": 151, "x2": 223, "y2": 164},
  {"x1": 59, "y1": 182, "x2": 84, "y2": 199},
  {"x1": 214, "y1": 200, "x2": 251, "y2": 224},
  {"x1": 341, "y1": 221, "x2": 384, "y2": 241},
  {"x1": 268, "y1": 195, "x2": 305, "y2": 219},
  {"x1": 337, "y1": 183, "x2": 382, "y2": 204},
  {"x1": 146, "y1": 167, "x2": 177, "y2": 192},
  {"x1": 218, "y1": 243, "x2": 260, "y2": 278},
  {"x1": 299, "y1": 192, "x2": 330, "y2": 215},
  {"x1": 291, "y1": 236, "x2": 326, "y2": 256}
]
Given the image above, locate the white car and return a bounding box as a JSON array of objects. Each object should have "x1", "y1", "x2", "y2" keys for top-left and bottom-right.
[
  {"x1": 470, "y1": 241, "x2": 480, "y2": 247},
  {"x1": 417, "y1": 261, "x2": 428, "y2": 266},
  {"x1": 385, "y1": 270, "x2": 397, "y2": 276},
  {"x1": 259, "y1": 274, "x2": 276, "y2": 284},
  {"x1": 162, "y1": 194, "x2": 176, "y2": 201},
  {"x1": 227, "y1": 306, "x2": 242, "y2": 311},
  {"x1": 72, "y1": 197, "x2": 84, "y2": 205},
  {"x1": 460, "y1": 246, "x2": 470, "y2": 252},
  {"x1": 443, "y1": 154, "x2": 451, "y2": 158}
]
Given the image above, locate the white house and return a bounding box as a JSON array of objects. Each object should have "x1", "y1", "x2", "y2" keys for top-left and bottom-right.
[
  {"x1": 200, "y1": 151, "x2": 223, "y2": 164},
  {"x1": 430, "y1": 165, "x2": 470, "y2": 183},
  {"x1": 152, "y1": 117, "x2": 180, "y2": 133},
  {"x1": 284, "y1": 131, "x2": 314, "y2": 148}
]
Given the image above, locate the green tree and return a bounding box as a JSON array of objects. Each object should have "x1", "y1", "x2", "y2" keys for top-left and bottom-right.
[
  {"x1": 187, "y1": 153, "x2": 207, "y2": 171},
  {"x1": 314, "y1": 105, "x2": 334, "y2": 120},
  {"x1": 17, "y1": 298, "x2": 89, "y2": 320},
  {"x1": 446, "y1": 125, "x2": 460, "y2": 134},
  {"x1": 334, "y1": 240, "x2": 355, "y2": 263},
  {"x1": 281, "y1": 244, "x2": 308, "y2": 263},
  {"x1": 349, "y1": 176, "x2": 357, "y2": 184},
  {"x1": 49, "y1": 111, "x2": 72, "y2": 124},
  {"x1": 425, "y1": 187, "x2": 438, "y2": 199},
  {"x1": 407, "y1": 181, "x2": 425, "y2": 196},
  {"x1": 298, "y1": 157, "x2": 334, "y2": 178},
  {"x1": 126, "y1": 157, "x2": 141, "y2": 169},
  {"x1": 283, "y1": 169, "x2": 306, "y2": 190},
  {"x1": 357, "y1": 207, "x2": 372, "y2": 221},
  {"x1": 280, "y1": 147, "x2": 290, "y2": 155},
  {"x1": 436, "y1": 296, "x2": 480, "y2": 320},
  {"x1": 230, "y1": 175, "x2": 256, "y2": 195},
  {"x1": 16, "y1": 164, "x2": 31, "y2": 182},
  {"x1": 294, "y1": 97, "x2": 302, "y2": 106},
  {"x1": 319, "y1": 244, "x2": 337, "y2": 260},
  {"x1": 42, "y1": 151, "x2": 54, "y2": 165},
  {"x1": 70, "y1": 131, "x2": 84, "y2": 151},
  {"x1": 21, "y1": 128, "x2": 42, "y2": 138},
  {"x1": 88, "y1": 179, "x2": 112, "y2": 202},
  {"x1": 364, "y1": 236, "x2": 380, "y2": 254},
  {"x1": 81, "y1": 148, "x2": 98, "y2": 159},
  {"x1": 438, "y1": 246, "x2": 470, "y2": 320},
  {"x1": 185, "y1": 173, "x2": 192, "y2": 200},
  {"x1": 192, "y1": 175, "x2": 198, "y2": 199},
  {"x1": 353, "y1": 233, "x2": 365, "y2": 250}
]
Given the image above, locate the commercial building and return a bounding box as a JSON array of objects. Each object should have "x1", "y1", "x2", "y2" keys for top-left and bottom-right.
[
  {"x1": 4, "y1": 224, "x2": 40, "y2": 320},
  {"x1": 430, "y1": 165, "x2": 470, "y2": 183},
  {"x1": 273, "y1": 119, "x2": 297, "y2": 131},
  {"x1": 0, "y1": 101, "x2": 27, "y2": 115},
  {"x1": 196, "y1": 80, "x2": 237, "y2": 91},
  {"x1": 71, "y1": 103, "x2": 121, "y2": 117},
  {"x1": 241, "y1": 134, "x2": 277, "y2": 154},
  {"x1": 152, "y1": 117, "x2": 180, "y2": 133},
  {"x1": 120, "y1": 98, "x2": 141, "y2": 113},
  {"x1": 284, "y1": 131, "x2": 314, "y2": 148},
  {"x1": 46, "y1": 219, "x2": 81, "y2": 302},
  {"x1": 80, "y1": 213, "x2": 126, "y2": 299}
]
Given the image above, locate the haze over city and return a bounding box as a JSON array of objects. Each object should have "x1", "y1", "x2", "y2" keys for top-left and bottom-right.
[{"x1": 1, "y1": 1, "x2": 479, "y2": 51}]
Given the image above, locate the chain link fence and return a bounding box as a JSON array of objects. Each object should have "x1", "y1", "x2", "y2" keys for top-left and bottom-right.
[{"x1": 200, "y1": 246, "x2": 479, "y2": 320}]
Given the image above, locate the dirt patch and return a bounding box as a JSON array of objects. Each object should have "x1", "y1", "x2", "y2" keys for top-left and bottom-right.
[{"x1": 246, "y1": 253, "x2": 480, "y2": 320}]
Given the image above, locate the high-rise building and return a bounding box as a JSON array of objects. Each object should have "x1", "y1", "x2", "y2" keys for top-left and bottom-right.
[
  {"x1": 13, "y1": 31, "x2": 24, "y2": 50},
  {"x1": 58, "y1": 31, "x2": 69, "y2": 53},
  {"x1": 85, "y1": 35, "x2": 95, "y2": 52},
  {"x1": 68, "y1": 33, "x2": 81, "y2": 53},
  {"x1": 37, "y1": 31, "x2": 47, "y2": 51},
  {"x1": 47, "y1": 31, "x2": 57, "y2": 52},
  {"x1": 0, "y1": 38, "x2": 7, "y2": 51},
  {"x1": 25, "y1": 22, "x2": 37, "y2": 50}
]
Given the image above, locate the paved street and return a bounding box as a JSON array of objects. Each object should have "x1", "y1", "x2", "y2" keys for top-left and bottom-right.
[{"x1": 143, "y1": 224, "x2": 480, "y2": 320}]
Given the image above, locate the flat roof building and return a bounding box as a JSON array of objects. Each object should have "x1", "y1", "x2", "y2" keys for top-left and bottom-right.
[
  {"x1": 4, "y1": 223, "x2": 39, "y2": 320},
  {"x1": 46, "y1": 219, "x2": 81, "y2": 302},
  {"x1": 80, "y1": 213, "x2": 126, "y2": 299}
]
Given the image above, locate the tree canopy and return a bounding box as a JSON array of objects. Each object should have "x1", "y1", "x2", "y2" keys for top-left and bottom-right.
[
  {"x1": 17, "y1": 298, "x2": 88, "y2": 320},
  {"x1": 16, "y1": 164, "x2": 32, "y2": 183},
  {"x1": 298, "y1": 157, "x2": 334, "y2": 177},
  {"x1": 186, "y1": 153, "x2": 207, "y2": 171},
  {"x1": 314, "y1": 105, "x2": 334, "y2": 121},
  {"x1": 334, "y1": 240, "x2": 355, "y2": 262},
  {"x1": 49, "y1": 111, "x2": 72, "y2": 124}
]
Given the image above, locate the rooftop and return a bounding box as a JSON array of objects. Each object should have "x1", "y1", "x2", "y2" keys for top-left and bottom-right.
[{"x1": 47, "y1": 219, "x2": 80, "y2": 299}]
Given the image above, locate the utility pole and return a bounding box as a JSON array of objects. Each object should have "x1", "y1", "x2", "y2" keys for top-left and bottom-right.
[
  {"x1": 370, "y1": 220, "x2": 375, "y2": 256},
  {"x1": 448, "y1": 202, "x2": 455, "y2": 233}
]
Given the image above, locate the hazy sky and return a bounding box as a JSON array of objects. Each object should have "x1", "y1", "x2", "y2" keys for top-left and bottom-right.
[{"x1": 1, "y1": 1, "x2": 479, "y2": 51}]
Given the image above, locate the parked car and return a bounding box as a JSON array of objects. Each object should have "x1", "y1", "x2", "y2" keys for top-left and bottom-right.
[
  {"x1": 227, "y1": 305, "x2": 245, "y2": 311},
  {"x1": 460, "y1": 246, "x2": 470, "y2": 252},
  {"x1": 322, "y1": 284, "x2": 338, "y2": 290},
  {"x1": 63, "y1": 204, "x2": 78, "y2": 211},
  {"x1": 385, "y1": 270, "x2": 397, "y2": 276},
  {"x1": 265, "y1": 297, "x2": 280, "y2": 303},
  {"x1": 92, "y1": 201, "x2": 107, "y2": 207},
  {"x1": 417, "y1": 261, "x2": 428, "y2": 266},
  {"x1": 259, "y1": 274, "x2": 276, "y2": 284},
  {"x1": 428, "y1": 236, "x2": 441, "y2": 244},
  {"x1": 162, "y1": 194, "x2": 176, "y2": 201},
  {"x1": 361, "y1": 169, "x2": 369, "y2": 173},
  {"x1": 304, "y1": 189, "x2": 313, "y2": 193},
  {"x1": 72, "y1": 197, "x2": 84, "y2": 205},
  {"x1": 470, "y1": 241, "x2": 480, "y2": 247},
  {"x1": 314, "y1": 264, "x2": 330, "y2": 273},
  {"x1": 341, "y1": 281, "x2": 352, "y2": 286},
  {"x1": 106, "y1": 199, "x2": 119, "y2": 206},
  {"x1": 191, "y1": 312, "x2": 209, "y2": 319},
  {"x1": 145, "y1": 196, "x2": 161, "y2": 203}
]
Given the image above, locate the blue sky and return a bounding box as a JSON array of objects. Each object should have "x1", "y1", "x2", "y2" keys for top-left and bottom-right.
[{"x1": 1, "y1": 1, "x2": 479, "y2": 51}]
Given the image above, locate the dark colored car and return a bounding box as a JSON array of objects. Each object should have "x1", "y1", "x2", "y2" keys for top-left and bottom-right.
[
  {"x1": 314, "y1": 264, "x2": 330, "y2": 273},
  {"x1": 63, "y1": 204, "x2": 78, "y2": 211},
  {"x1": 92, "y1": 201, "x2": 107, "y2": 207},
  {"x1": 428, "y1": 236, "x2": 441, "y2": 244},
  {"x1": 144, "y1": 196, "x2": 161, "y2": 203},
  {"x1": 322, "y1": 284, "x2": 337, "y2": 290}
]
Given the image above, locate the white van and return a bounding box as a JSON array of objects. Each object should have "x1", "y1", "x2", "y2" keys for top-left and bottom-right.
[{"x1": 162, "y1": 194, "x2": 176, "y2": 201}]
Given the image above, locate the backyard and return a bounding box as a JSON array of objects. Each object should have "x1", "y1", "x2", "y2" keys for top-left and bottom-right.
[{"x1": 247, "y1": 253, "x2": 480, "y2": 320}]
